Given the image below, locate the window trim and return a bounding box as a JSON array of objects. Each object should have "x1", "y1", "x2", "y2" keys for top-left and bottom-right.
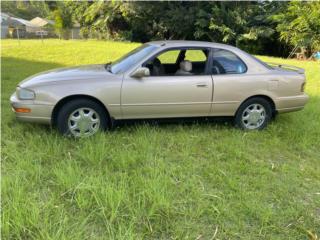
[
  {"x1": 210, "y1": 48, "x2": 248, "y2": 75},
  {"x1": 142, "y1": 46, "x2": 212, "y2": 77}
]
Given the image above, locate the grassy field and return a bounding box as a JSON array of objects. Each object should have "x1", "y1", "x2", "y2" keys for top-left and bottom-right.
[{"x1": 1, "y1": 39, "x2": 320, "y2": 239}]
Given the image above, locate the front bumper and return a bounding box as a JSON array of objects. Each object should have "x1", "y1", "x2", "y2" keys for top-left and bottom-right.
[
  {"x1": 275, "y1": 93, "x2": 309, "y2": 113},
  {"x1": 10, "y1": 93, "x2": 54, "y2": 124}
]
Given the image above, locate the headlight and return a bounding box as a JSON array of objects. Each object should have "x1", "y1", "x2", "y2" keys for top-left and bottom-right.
[{"x1": 17, "y1": 87, "x2": 35, "y2": 100}]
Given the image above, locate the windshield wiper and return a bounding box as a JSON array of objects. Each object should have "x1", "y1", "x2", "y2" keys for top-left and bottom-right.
[{"x1": 105, "y1": 62, "x2": 112, "y2": 73}]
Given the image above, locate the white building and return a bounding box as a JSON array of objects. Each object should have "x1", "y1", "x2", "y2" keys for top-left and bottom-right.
[
  {"x1": 0, "y1": 12, "x2": 39, "y2": 38},
  {"x1": 30, "y1": 17, "x2": 54, "y2": 35}
]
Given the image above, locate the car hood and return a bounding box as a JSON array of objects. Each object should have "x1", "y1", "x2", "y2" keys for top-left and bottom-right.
[{"x1": 19, "y1": 64, "x2": 117, "y2": 88}]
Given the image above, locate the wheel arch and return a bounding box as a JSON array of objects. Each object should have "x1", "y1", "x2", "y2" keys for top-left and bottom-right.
[
  {"x1": 238, "y1": 94, "x2": 276, "y2": 117},
  {"x1": 51, "y1": 94, "x2": 111, "y2": 127}
]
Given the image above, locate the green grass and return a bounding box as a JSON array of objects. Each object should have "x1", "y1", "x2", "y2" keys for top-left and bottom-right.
[{"x1": 1, "y1": 39, "x2": 320, "y2": 239}]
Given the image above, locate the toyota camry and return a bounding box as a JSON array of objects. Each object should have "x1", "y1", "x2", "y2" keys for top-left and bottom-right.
[{"x1": 10, "y1": 41, "x2": 309, "y2": 137}]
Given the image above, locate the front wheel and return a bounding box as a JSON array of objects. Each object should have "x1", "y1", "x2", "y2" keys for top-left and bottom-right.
[
  {"x1": 56, "y1": 99, "x2": 108, "y2": 137},
  {"x1": 234, "y1": 97, "x2": 272, "y2": 130}
]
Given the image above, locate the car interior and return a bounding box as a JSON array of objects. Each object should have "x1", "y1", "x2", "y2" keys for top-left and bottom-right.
[{"x1": 144, "y1": 48, "x2": 209, "y2": 76}]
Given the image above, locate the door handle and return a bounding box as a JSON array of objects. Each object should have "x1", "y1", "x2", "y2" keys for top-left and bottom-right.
[{"x1": 196, "y1": 83, "x2": 208, "y2": 88}]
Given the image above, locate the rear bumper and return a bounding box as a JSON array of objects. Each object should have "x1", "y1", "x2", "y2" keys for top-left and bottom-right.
[
  {"x1": 10, "y1": 93, "x2": 53, "y2": 124},
  {"x1": 275, "y1": 93, "x2": 309, "y2": 113}
]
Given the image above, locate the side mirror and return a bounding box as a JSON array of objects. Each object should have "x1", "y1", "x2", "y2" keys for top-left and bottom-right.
[{"x1": 130, "y1": 67, "x2": 150, "y2": 78}]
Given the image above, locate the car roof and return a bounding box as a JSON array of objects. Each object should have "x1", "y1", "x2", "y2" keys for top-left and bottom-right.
[{"x1": 147, "y1": 40, "x2": 238, "y2": 51}]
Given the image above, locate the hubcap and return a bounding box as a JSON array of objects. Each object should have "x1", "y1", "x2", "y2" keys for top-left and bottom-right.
[
  {"x1": 68, "y1": 108, "x2": 100, "y2": 137},
  {"x1": 241, "y1": 103, "x2": 266, "y2": 129}
]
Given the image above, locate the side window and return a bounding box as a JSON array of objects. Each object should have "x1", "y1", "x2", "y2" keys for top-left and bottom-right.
[
  {"x1": 144, "y1": 48, "x2": 209, "y2": 76},
  {"x1": 211, "y1": 49, "x2": 247, "y2": 75},
  {"x1": 185, "y1": 49, "x2": 207, "y2": 62},
  {"x1": 157, "y1": 50, "x2": 180, "y2": 64}
]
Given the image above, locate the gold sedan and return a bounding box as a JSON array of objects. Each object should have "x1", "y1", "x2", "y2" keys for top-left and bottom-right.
[{"x1": 10, "y1": 41, "x2": 309, "y2": 137}]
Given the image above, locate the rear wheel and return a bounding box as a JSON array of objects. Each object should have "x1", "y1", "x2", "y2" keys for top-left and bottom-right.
[
  {"x1": 235, "y1": 97, "x2": 272, "y2": 130},
  {"x1": 56, "y1": 99, "x2": 108, "y2": 137}
]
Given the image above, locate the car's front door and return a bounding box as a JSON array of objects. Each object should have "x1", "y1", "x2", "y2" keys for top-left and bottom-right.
[{"x1": 121, "y1": 48, "x2": 213, "y2": 119}]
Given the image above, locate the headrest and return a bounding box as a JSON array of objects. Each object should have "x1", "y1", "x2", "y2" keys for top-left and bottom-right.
[
  {"x1": 153, "y1": 58, "x2": 161, "y2": 66},
  {"x1": 180, "y1": 60, "x2": 192, "y2": 72}
]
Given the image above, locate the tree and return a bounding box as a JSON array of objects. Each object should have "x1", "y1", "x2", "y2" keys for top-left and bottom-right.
[
  {"x1": 1, "y1": 0, "x2": 50, "y2": 19},
  {"x1": 272, "y1": 1, "x2": 320, "y2": 56},
  {"x1": 68, "y1": 1, "x2": 291, "y2": 55},
  {"x1": 53, "y1": 2, "x2": 73, "y2": 39},
  {"x1": 194, "y1": 1, "x2": 288, "y2": 55},
  {"x1": 4, "y1": 1, "x2": 319, "y2": 57}
]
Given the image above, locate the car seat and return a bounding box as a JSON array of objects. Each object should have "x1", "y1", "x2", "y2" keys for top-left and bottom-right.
[
  {"x1": 151, "y1": 58, "x2": 165, "y2": 76},
  {"x1": 175, "y1": 60, "x2": 193, "y2": 75}
]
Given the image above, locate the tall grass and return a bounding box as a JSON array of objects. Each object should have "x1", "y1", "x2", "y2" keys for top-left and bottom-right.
[{"x1": 1, "y1": 40, "x2": 320, "y2": 239}]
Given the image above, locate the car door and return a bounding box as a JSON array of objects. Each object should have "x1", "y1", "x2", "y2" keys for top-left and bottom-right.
[
  {"x1": 209, "y1": 48, "x2": 250, "y2": 116},
  {"x1": 121, "y1": 48, "x2": 213, "y2": 119}
]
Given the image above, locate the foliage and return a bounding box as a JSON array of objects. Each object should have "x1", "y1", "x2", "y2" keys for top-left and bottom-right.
[
  {"x1": 194, "y1": 2, "x2": 280, "y2": 54},
  {"x1": 1, "y1": 39, "x2": 320, "y2": 239},
  {"x1": 124, "y1": 2, "x2": 205, "y2": 41},
  {"x1": 69, "y1": 1, "x2": 291, "y2": 56},
  {"x1": 52, "y1": 2, "x2": 73, "y2": 40},
  {"x1": 2, "y1": 1, "x2": 320, "y2": 56},
  {"x1": 272, "y1": 1, "x2": 320, "y2": 52},
  {"x1": 1, "y1": 0, "x2": 50, "y2": 20}
]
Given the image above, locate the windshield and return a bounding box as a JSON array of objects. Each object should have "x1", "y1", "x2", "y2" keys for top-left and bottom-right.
[{"x1": 110, "y1": 44, "x2": 158, "y2": 74}]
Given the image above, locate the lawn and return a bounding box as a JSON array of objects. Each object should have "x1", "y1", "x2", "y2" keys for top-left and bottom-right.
[{"x1": 1, "y1": 39, "x2": 320, "y2": 239}]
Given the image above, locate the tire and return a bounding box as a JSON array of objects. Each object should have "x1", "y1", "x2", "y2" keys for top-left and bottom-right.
[
  {"x1": 56, "y1": 98, "x2": 109, "y2": 137},
  {"x1": 234, "y1": 97, "x2": 272, "y2": 130}
]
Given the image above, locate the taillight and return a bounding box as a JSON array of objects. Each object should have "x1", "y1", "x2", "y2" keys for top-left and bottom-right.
[{"x1": 301, "y1": 82, "x2": 306, "y2": 92}]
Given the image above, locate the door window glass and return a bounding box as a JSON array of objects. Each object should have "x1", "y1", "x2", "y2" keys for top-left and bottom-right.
[
  {"x1": 157, "y1": 50, "x2": 180, "y2": 64},
  {"x1": 145, "y1": 48, "x2": 209, "y2": 76},
  {"x1": 211, "y1": 49, "x2": 247, "y2": 75}
]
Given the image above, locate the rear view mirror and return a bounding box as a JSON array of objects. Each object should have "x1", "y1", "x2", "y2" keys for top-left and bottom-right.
[{"x1": 131, "y1": 67, "x2": 150, "y2": 78}]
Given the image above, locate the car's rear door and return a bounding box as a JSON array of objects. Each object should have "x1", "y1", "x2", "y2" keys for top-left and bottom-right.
[{"x1": 121, "y1": 48, "x2": 213, "y2": 119}]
